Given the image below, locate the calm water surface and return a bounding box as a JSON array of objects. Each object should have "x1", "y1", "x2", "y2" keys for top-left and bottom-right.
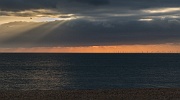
[{"x1": 0, "y1": 53, "x2": 180, "y2": 90}]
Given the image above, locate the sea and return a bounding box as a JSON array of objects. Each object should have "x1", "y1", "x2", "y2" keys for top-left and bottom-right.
[{"x1": 0, "y1": 53, "x2": 180, "y2": 90}]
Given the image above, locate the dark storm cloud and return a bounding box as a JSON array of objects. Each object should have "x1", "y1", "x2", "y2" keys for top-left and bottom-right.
[
  {"x1": 1, "y1": 0, "x2": 180, "y2": 48},
  {"x1": 1, "y1": 0, "x2": 180, "y2": 21},
  {"x1": 0, "y1": 0, "x2": 180, "y2": 11},
  {"x1": 0, "y1": 0, "x2": 57, "y2": 11},
  {"x1": 0, "y1": 20, "x2": 180, "y2": 48},
  {"x1": 69, "y1": 0, "x2": 109, "y2": 5},
  {"x1": 0, "y1": 0, "x2": 109, "y2": 11}
]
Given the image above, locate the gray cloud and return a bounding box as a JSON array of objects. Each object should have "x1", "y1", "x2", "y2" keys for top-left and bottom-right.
[
  {"x1": 68, "y1": 0, "x2": 109, "y2": 5},
  {"x1": 0, "y1": 0, "x2": 56, "y2": 11},
  {"x1": 1, "y1": 0, "x2": 180, "y2": 48},
  {"x1": 1, "y1": 0, "x2": 180, "y2": 11},
  {"x1": 1, "y1": 0, "x2": 180, "y2": 23},
  {"x1": 0, "y1": 19, "x2": 180, "y2": 48},
  {"x1": 0, "y1": 0, "x2": 109, "y2": 11},
  {"x1": 1, "y1": 0, "x2": 180, "y2": 22}
]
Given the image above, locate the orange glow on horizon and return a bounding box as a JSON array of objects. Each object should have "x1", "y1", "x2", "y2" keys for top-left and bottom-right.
[{"x1": 0, "y1": 44, "x2": 180, "y2": 53}]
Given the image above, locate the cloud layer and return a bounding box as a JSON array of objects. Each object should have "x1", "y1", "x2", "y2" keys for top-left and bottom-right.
[
  {"x1": 1, "y1": 0, "x2": 180, "y2": 23},
  {"x1": 1, "y1": 0, "x2": 180, "y2": 11},
  {"x1": 1, "y1": 0, "x2": 180, "y2": 48},
  {"x1": 0, "y1": 0, "x2": 109, "y2": 11},
  {"x1": 0, "y1": 19, "x2": 180, "y2": 48}
]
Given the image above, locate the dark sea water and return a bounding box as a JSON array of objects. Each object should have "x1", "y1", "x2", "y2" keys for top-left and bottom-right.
[{"x1": 0, "y1": 53, "x2": 180, "y2": 90}]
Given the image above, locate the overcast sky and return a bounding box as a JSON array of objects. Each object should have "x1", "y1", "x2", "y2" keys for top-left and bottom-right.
[{"x1": 0, "y1": 0, "x2": 180, "y2": 52}]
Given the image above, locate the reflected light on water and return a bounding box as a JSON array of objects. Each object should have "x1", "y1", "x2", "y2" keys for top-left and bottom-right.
[
  {"x1": 0, "y1": 70, "x2": 70, "y2": 90},
  {"x1": 0, "y1": 56, "x2": 72, "y2": 90},
  {"x1": 0, "y1": 70, "x2": 71, "y2": 90}
]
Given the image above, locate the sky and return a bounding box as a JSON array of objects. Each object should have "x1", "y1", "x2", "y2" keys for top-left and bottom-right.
[{"x1": 1, "y1": 0, "x2": 180, "y2": 53}]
